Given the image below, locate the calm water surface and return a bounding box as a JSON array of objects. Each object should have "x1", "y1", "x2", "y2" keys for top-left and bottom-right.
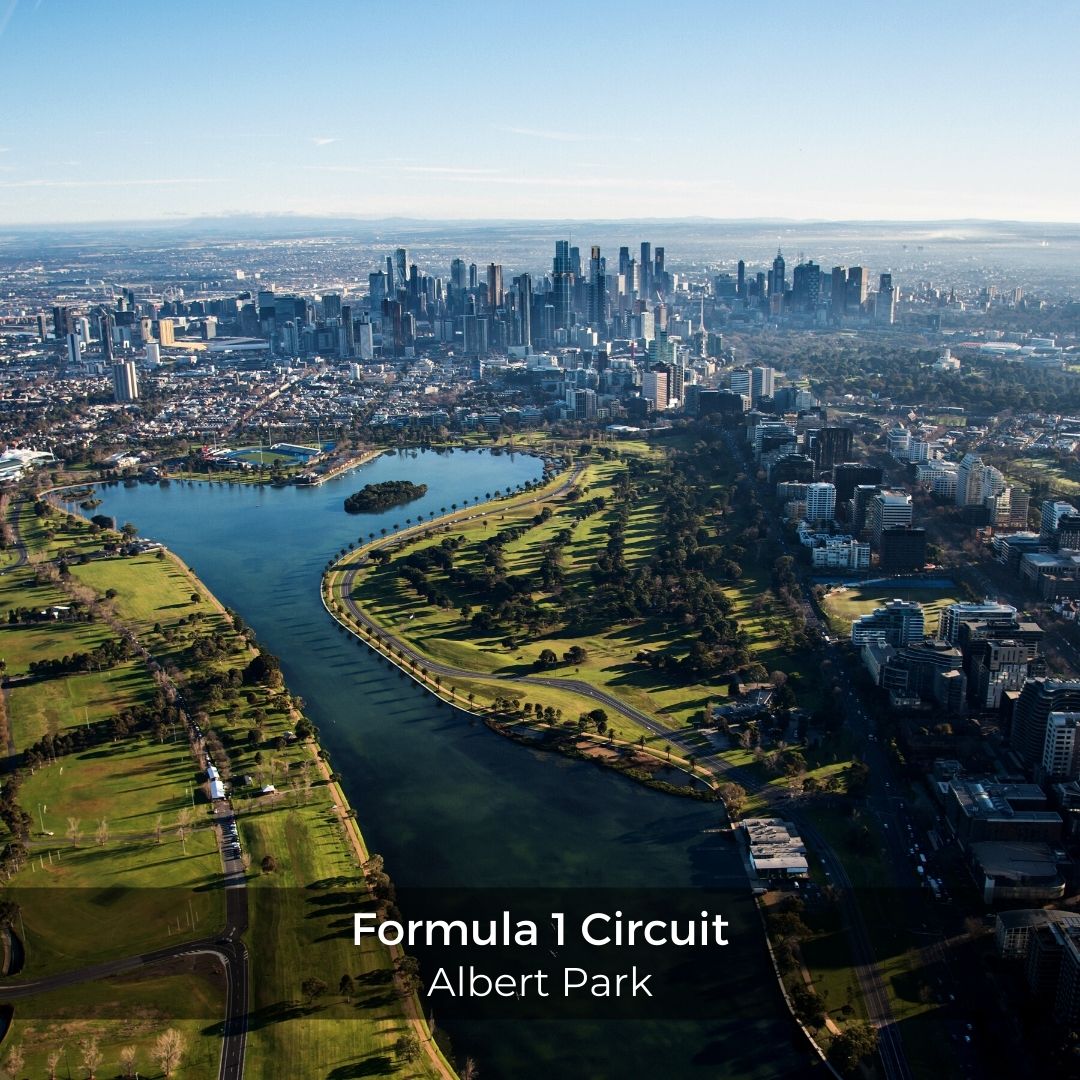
[{"x1": 90, "y1": 448, "x2": 812, "y2": 1080}]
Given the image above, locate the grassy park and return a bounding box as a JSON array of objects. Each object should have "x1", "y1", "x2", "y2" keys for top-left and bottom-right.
[
  {"x1": 328, "y1": 436, "x2": 822, "y2": 754},
  {"x1": 7, "y1": 968, "x2": 225, "y2": 1080},
  {"x1": 0, "y1": 493, "x2": 445, "y2": 1078}
]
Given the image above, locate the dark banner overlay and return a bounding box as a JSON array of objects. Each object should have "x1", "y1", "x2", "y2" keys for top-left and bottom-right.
[{"x1": 0, "y1": 887, "x2": 790, "y2": 1021}]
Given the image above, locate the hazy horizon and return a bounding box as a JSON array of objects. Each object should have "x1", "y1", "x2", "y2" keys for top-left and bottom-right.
[{"x1": 1, "y1": 0, "x2": 1077, "y2": 226}]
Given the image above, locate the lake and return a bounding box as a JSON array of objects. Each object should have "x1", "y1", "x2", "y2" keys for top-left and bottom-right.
[{"x1": 89, "y1": 447, "x2": 814, "y2": 1079}]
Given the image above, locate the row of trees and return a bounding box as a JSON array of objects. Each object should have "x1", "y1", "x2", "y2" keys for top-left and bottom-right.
[{"x1": 3, "y1": 1028, "x2": 188, "y2": 1079}]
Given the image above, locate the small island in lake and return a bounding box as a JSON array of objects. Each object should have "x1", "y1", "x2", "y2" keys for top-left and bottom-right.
[{"x1": 344, "y1": 479, "x2": 428, "y2": 514}]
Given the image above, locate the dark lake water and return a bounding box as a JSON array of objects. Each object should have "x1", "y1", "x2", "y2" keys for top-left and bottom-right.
[{"x1": 89, "y1": 447, "x2": 813, "y2": 1080}]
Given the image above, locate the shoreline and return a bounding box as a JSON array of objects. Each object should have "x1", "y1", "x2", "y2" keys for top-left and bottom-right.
[
  {"x1": 318, "y1": 576, "x2": 716, "y2": 801},
  {"x1": 20, "y1": 486, "x2": 458, "y2": 1080}
]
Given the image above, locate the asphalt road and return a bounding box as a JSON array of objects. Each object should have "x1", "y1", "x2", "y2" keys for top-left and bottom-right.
[
  {"x1": 330, "y1": 447, "x2": 916, "y2": 1080},
  {"x1": 0, "y1": 715, "x2": 249, "y2": 1080}
]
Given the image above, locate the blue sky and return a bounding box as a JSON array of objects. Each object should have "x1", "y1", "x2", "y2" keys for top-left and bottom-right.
[{"x1": 0, "y1": 0, "x2": 1076, "y2": 224}]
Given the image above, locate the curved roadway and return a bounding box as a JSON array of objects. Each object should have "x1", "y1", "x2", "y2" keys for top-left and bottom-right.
[{"x1": 328, "y1": 455, "x2": 914, "y2": 1080}]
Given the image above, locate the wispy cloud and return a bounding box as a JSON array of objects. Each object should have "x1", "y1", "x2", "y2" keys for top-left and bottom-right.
[
  {"x1": 0, "y1": 177, "x2": 227, "y2": 190},
  {"x1": 311, "y1": 137, "x2": 338, "y2": 147}
]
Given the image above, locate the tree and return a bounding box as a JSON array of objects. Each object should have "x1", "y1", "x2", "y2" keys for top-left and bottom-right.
[
  {"x1": 66, "y1": 816, "x2": 82, "y2": 847},
  {"x1": 461, "y1": 1058, "x2": 480, "y2": 1080},
  {"x1": 394, "y1": 1034, "x2": 423, "y2": 1063},
  {"x1": 588, "y1": 708, "x2": 609, "y2": 735},
  {"x1": 829, "y1": 1021, "x2": 878, "y2": 1076},
  {"x1": 80, "y1": 1036, "x2": 103, "y2": 1079},
  {"x1": 301, "y1": 976, "x2": 328, "y2": 1005},
  {"x1": 154, "y1": 813, "x2": 164, "y2": 844},
  {"x1": 120, "y1": 521, "x2": 139, "y2": 540},
  {"x1": 564, "y1": 644, "x2": 588, "y2": 665},
  {"x1": 534, "y1": 648, "x2": 558, "y2": 670},
  {"x1": 176, "y1": 807, "x2": 193, "y2": 854},
  {"x1": 95, "y1": 817, "x2": 109, "y2": 846},
  {"x1": 152, "y1": 1029, "x2": 187, "y2": 1078},
  {"x1": 719, "y1": 782, "x2": 748, "y2": 820},
  {"x1": 46, "y1": 1049, "x2": 62, "y2": 1080},
  {"x1": 339, "y1": 972, "x2": 355, "y2": 1002},
  {"x1": 4, "y1": 1043, "x2": 24, "y2": 1079},
  {"x1": 119, "y1": 1045, "x2": 138, "y2": 1079}
]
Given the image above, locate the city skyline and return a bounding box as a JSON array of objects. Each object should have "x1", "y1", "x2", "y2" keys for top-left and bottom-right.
[{"x1": 0, "y1": 0, "x2": 1078, "y2": 225}]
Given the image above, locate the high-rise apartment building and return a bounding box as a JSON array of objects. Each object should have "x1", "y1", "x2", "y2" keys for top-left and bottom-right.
[
  {"x1": 851, "y1": 599, "x2": 926, "y2": 646},
  {"x1": 111, "y1": 360, "x2": 138, "y2": 403},
  {"x1": 1011, "y1": 680, "x2": 1080, "y2": 771},
  {"x1": 641, "y1": 367, "x2": 669, "y2": 412},
  {"x1": 750, "y1": 365, "x2": 775, "y2": 403},
  {"x1": 956, "y1": 453, "x2": 1006, "y2": 507},
  {"x1": 868, "y1": 490, "x2": 913, "y2": 546},
  {"x1": 804, "y1": 482, "x2": 836, "y2": 525},
  {"x1": 1042, "y1": 713, "x2": 1080, "y2": 783}
]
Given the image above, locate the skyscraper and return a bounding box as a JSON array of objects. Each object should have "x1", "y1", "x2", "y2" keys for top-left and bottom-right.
[
  {"x1": 642, "y1": 367, "x2": 669, "y2": 412},
  {"x1": 111, "y1": 360, "x2": 139, "y2": 403},
  {"x1": 868, "y1": 490, "x2": 913, "y2": 546},
  {"x1": 640, "y1": 241, "x2": 652, "y2": 299},
  {"x1": 736, "y1": 260, "x2": 746, "y2": 301},
  {"x1": 553, "y1": 240, "x2": 573, "y2": 330},
  {"x1": 877, "y1": 272, "x2": 897, "y2": 324},
  {"x1": 99, "y1": 311, "x2": 115, "y2": 363},
  {"x1": 1011, "y1": 680, "x2": 1080, "y2": 771},
  {"x1": 805, "y1": 483, "x2": 837, "y2": 525},
  {"x1": 831, "y1": 266, "x2": 848, "y2": 317},
  {"x1": 750, "y1": 365, "x2": 775, "y2": 403},
  {"x1": 339, "y1": 304, "x2": 355, "y2": 358},
  {"x1": 809, "y1": 426, "x2": 854, "y2": 472},
  {"x1": 393, "y1": 248, "x2": 408, "y2": 292},
  {"x1": 770, "y1": 249, "x2": 786, "y2": 298},
  {"x1": 516, "y1": 273, "x2": 532, "y2": 349},
  {"x1": 846, "y1": 267, "x2": 867, "y2": 312},
  {"x1": 792, "y1": 261, "x2": 821, "y2": 311},
  {"x1": 729, "y1": 367, "x2": 751, "y2": 404},
  {"x1": 588, "y1": 246, "x2": 606, "y2": 335},
  {"x1": 368, "y1": 271, "x2": 388, "y2": 316},
  {"x1": 486, "y1": 263, "x2": 503, "y2": 310}
]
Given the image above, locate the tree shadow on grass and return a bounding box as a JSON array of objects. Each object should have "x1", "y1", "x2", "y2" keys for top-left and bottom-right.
[{"x1": 327, "y1": 1055, "x2": 394, "y2": 1078}]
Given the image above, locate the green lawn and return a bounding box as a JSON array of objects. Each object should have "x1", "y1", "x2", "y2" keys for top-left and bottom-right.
[
  {"x1": 5, "y1": 968, "x2": 224, "y2": 1080},
  {"x1": 0, "y1": 497, "x2": 439, "y2": 1077},
  {"x1": 6, "y1": 661, "x2": 153, "y2": 748},
  {"x1": 70, "y1": 552, "x2": 215, "y2": 632},
  {"x1": 334, "y1": 441, "x2": 818, "y2": 740},
  {"x1": 241, "y1": 801, "x2": 440, "y2": 1078}
]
